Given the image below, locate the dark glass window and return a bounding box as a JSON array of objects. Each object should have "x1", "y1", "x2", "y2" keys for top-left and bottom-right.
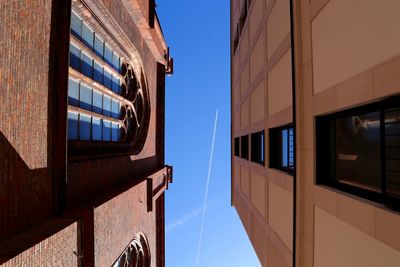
[
  {"x1": 79, "y1": 114, "x2": 91, "y2": 141},
  {"x1": 93, "y1": 61, "x2": 103, "y2": 84},
  {"x1": 69, "y1": 44, "x2": 81, "y2": 70},
  {"x1": 94, "y1": 34, "x2": 104, "y2": 58},
  {"x1": 68, "y1": 112, "x2": 79, "y2": 140},
  {"x1": 79, "y1": 84, "x2": 92, "y2": 111},
  {"x1": 335, "y1": 112, "x2": 381, "y2": 191},
  {"x1": 385, "y1": 107, "x2": 400, "y2": 199},
  {"x1": 82, "y1": 22, "x2": 94, "y2": 49},
  {"x1": 68, "y1": 78, "x2": 79, "y2": 106},
  {"x1": 241, "y1": 135, "x2": 249, "y2": 160},
  {"x1": 70, "y1": 11, "x2": 82, "y2": 37},
  {"x1": 270, "y1": 125, "x2": 294, "y2": 173},
  {"x1": 251, "y1": 130, "x2": 264, "y2": 165},
  {"x1": 234, "y1": 137, "x2": 240, "y2": 157},
  {"x1": 92, "y1": 117, "x2": 102, "y2": 141},
  {"x1": 81, "y1": 52, "x2": 93, "y2": 77},
  {"x1": 316, "y1": 97, "x2": 400, "y2": 208}
]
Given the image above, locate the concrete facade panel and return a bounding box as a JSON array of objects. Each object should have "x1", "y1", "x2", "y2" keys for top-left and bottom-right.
[
  {"x1": 241, "y1": 98, "x2": 250, "y2": 129},
  {"x1": 249, "y1": 0, "x2": 265, "y2": 43},
  {"x1": 240, "y1": 28, "x2": 250, "y2": 66},
  {"x1": 267, "y1": 0, "x2": 290, "y2": 59},
  {"x1": 241, "y1": 167, "x2": 251, "y2": 197},
  {"x1": 312, "y1": 0, "x2": 400, "y2": 93},
  {"x1": 251, "y1": 171, "x2": 266, "y2": 217},
  {"x1": 241, "y1": 63, "x2": 250, "y2": 96},
  {"x1": 250, "y1": 31, "x2": 266, "y2": 83},
  {"x1": 268, "y1": 181, "x2": 293, "y2": 251},
  {"x1": 314, "y1": 207, "x2": 400, "y2": 267},
  {"x1": 251, "y1": 80, "x2": 265, "y2": 124},
  {"x1": 268, "y1": 49, "x2": 292, "y2": 115}
]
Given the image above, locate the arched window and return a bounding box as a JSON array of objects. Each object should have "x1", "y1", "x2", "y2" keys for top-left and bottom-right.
[
  {"x1": 67, "y1": 9, "x2": 150, "y2": 156},
  {"x1": 113, "y1": 232, "x2": 151, "y2": 267}
]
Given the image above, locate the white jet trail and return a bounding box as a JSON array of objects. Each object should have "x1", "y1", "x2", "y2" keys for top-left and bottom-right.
[{"x1": 195, "y1": 109, "x2": 218, "y2": 267}]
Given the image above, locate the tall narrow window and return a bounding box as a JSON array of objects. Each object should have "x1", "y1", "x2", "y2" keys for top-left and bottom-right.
[
  {"x1": 68, "y1": 8, "x2": 151, "y2": 156},
  {"x1": 251, "y1": 130, "x2": 264, "y2": 165},
  {"x1": 316, "y1": 96, "x2": 400, "y2": 208},
  {"x1": 270, "y1": 125, "x2": 294, "y2": 173}
]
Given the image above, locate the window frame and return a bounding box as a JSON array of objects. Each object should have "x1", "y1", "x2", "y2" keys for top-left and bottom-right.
[
  {"x1": 240, "y1": 135, "x2": 249, "y2": 160},
  {"x1": 316, "y1": 95, "x2": 400, "y2": 209},
  {"x1": 269, "y1": 124, "x2": 294, "y2": 174},
  {"x1": 234, "y1": 136, "x2": 240, "y2": 157},
  {"x1": 251, "y1": 130, "x2": 265, "y2": 165}
]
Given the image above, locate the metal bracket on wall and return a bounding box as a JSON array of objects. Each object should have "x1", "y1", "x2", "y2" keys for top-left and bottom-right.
[{"x1": 146, "y1": 165, "x2": 173, "y2": 212}]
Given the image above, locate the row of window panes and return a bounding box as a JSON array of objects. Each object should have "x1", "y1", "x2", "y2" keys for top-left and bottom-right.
[
  {"x1": 68, "y1": 111, "x2": 121, "y2": 141},
  {"x1": 70, "y1": 44, "x2": 122, "y2": 95},
  {"x1": 234, "y1": 131, "x2": 265, "y2": 165},
  {"x1": 68, "y1": 78, "x2": 121, "y2": 119},
  {"x1": 71, "y1": 10, "x2": 121, "y2": 71}
]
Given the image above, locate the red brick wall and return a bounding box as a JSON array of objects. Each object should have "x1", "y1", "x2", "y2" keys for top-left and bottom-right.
[
  {"x1": 0, "y1": 219, "x2": 78, "y2": 266},
  {"x1": 0, "y1": 0, "x2": 54, "y2": 240},
  {"x1": 93, "y1": 179, "x2": 158, "y2": 266}
]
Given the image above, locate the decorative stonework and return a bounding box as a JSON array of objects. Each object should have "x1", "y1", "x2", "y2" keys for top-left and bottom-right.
[{"x1": 113, "y1": 232, "x2": 151, "y2": 267}]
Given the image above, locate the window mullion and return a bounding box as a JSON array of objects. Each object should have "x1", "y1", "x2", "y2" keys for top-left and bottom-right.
[{"x1": 380, "y1": 107, "x2": 387, "y2": 198}]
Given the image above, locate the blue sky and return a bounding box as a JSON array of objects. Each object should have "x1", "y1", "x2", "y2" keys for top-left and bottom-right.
[{"x1": 157, "y1": 1, "x2": 261, "y2": 266}]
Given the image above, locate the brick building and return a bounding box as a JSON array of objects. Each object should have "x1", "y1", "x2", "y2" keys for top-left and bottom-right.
[
  {"x1": 0, "y1": 0, "x2": 173, "y2": 266},
  {"x1": 231, "y1": 0, "x2": 400, "y2": 266}
]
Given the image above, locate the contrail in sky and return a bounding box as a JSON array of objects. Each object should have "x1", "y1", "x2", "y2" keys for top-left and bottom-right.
[{"x1": 195, "y1": 109, "x2": 218, "y2": 267}]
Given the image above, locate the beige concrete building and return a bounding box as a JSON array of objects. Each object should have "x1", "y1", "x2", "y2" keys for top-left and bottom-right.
[{"x1": 231, "y1": 0, "x2": 400, "y2": 266}]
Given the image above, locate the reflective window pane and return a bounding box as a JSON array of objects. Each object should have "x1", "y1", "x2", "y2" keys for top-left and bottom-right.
[
  {"x1": 79, "y1": 84, "x2": 92, "y2": 111},
  {"x1": 93, "y1": 90, "x2": 102, "y2": 114},
  {"x1": 104, "y1": 68, "x2": 112, "y2": 89},
  {"x1": 79, "y1": 114, "x2": 91, "y2": 141},
  {"x1": 94, "y1": 34, "x2": 104, "y2": 58},
  {"x1": 335, "y1": 112, "x2": 381, "y2": 191},
  {"x1": 68, "y1": 78, "x2": 79, "y2": 106},
  {"x1": 82, "y1": 22, "x2": 94, "y2": 49},
  {"x1": 289, "y1": 128, "x2": 294, "y2": 168},
  {"x1": 103, "y1": 95, "x2": 111, "y2": 117},
  {"x1": 111, "y1": 99, "x2": 120, "y2": 119},
  {"x1": 69, "y1": 44, "x2": 80, "y2": 70},
  {"x1": 92, "y1": 117, "x2": 102, "y2": 141},
  {"x1": 112, "y1": 75, "x2": 120, "y2": 95},
  {"x1": 282, "y1": 129, "x2": 288, "y2": 167},
  {"x1": 103, "y1": 120, "x2": 111, "y2": 141},
  {"x1": 111, "y1": 122, "x2": 120, "y2": 141},
  {"x1": 112, "y1": 52, "x2": 120, "y2": 71},
  {"x1": 81, "y1": 52, "x2": 93, "y2": 77},
  {"x1": 104, "y1": 45, "x2": 113, "y2": 66},
  {"x1": 68, "y1": 112, "x2": 79, "y2": 140},
  {"x1": 93, "y1": 61, "x2": 103, "y2": 84},
  {"x1": 70, "y1": 11, "x2": 82, "y2": 37}
]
